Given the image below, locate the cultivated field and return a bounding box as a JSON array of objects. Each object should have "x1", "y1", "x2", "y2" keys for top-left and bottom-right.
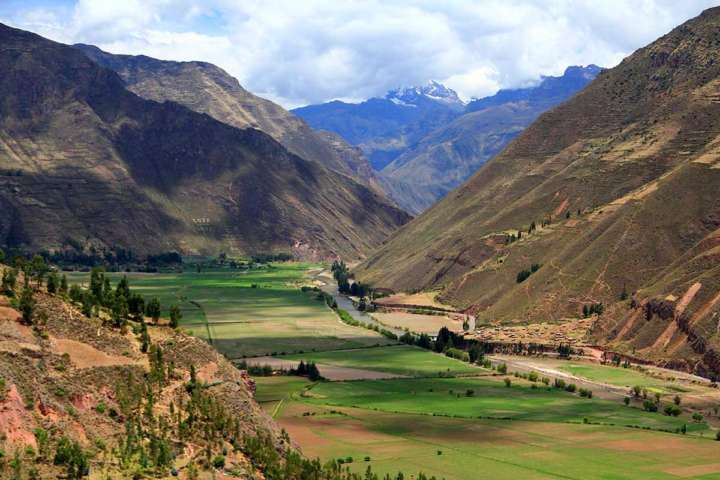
[
  {"x1": 66, "y1": 263, "x2": 391, "y2": 357},
  {"x1": 372, "y1": 311, "x2": 462, "y2": 334},
  {"x1": 281, "y1": 345, "x2": 480, "y2": 377},
  {"x1": 276, "y1": 403, "x2": 720, "y2": 480}
]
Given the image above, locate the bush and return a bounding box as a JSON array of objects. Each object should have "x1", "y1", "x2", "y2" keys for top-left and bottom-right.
[
  {"x1": 663, "y1": 404, "x2": 681, "y2": 417},
  {"x1": 212, "y1": 455, "x2": 226, "y2": 469},
  {"x1": 565, "y1": 383, "x2": 577, "y2": 393},
  {"x1": 528, "y1": 371, "x2": 538, "y2": 382},
  {"x1": 504, "y1": 378, "x2": 511, "y2": 387},
  {"x1": 53, "y1": 437, "x2": 89, "y2": 479},
  {"x1": 497, "y1": 363, "x2": 507, "y2": 374},
  {"x1": 643, "y1": 399, "x2": 658, "y2": 412},
  {"x1": 445, "y1": 348, "x2": 470, "y2": 362},
  {"x1": 579, "y1": 388, "x2": 592, "y2": 398},
  {"x1": 553, "y1": 378, "x2": 566, "y2": 389}
]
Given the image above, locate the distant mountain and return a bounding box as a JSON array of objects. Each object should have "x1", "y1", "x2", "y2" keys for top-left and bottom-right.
[
  {"x1": 0, "y1": 24, "x2": 409, "y2": 259},
  {"x1": 74, "y1": 44, "x2": 385, "y2": 196},
  {"x1": 292, "y1": 81, "x2": 465, "y2": 170},
  {"x1": 357, "y1": 7, "x2": 720, "y2": 376},
  {"x1": 382, "y1": 65, "x2": 601, "y2": 213}
]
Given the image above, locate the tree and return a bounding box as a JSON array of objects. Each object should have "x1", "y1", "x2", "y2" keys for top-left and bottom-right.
[
  {"x1": 19, "y1": 287, "x2": 35, "y2": 325},
  {"x1": 307, "y1": 362, "x2": 322, "y2": 381},
  {"x1": 59, "y1": 274, "x2": 68, "y2": 295},
  {"x1": 115, "y1": 276, "x2": 130, "y2": 301},
  {"x1": 146, "y1": 297, "x2": 161, "y2": 324},
  {"x1": 673, "y1": 395, "x2": 681, "y2": 406},
  {"x1": 89, "y1": 267, "x2": 105, "y2": 301},
  {"x1": 1, "y1": 268, "x2": 17, "y2": 296},
  {"x1": 30, "y1": 255, "x2": 46, "y2": 289},
  {"x1": 53, "y1": 437, "x2": 89, "y2": 479},
  {"x1": 46, "y1": 271, "x2": 59, "y2": 294},
  {"x1": 623, "y1": 397, "x2": 630, "y2": 406},
  {"x1": 128, "y1": 293, "x2": 145, "y2": 319},
  {"x1": 140, "y1": 320, "x2": 150, "y2": 353},
  {"x1": 169, "y1": 305, "x2": 182, "y2": 329}
]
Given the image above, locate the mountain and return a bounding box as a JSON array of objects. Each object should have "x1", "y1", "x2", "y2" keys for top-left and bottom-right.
[
  {"x1": 292, "y1": 81, "x2": 465, "y2": 170},
  {"x1": 74, "y1": 44, "x2": 385, "y2": 196},
  {"x1": 381, "y1": 66, "x2": 601, "y2": 213},
  {"x1": 356, "y1": 8, "x2": 720, "y2": 376},
  {"x1": 0, "y1": 24, "x2": 409, "y2": 259}
]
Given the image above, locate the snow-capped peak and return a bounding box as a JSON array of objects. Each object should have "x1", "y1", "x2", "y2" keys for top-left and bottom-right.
[{"x1": 385, "y1": 80, "x2": 465, "y2": 108}]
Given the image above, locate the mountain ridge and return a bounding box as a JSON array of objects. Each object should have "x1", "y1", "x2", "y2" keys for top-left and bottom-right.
[
  {"x1": 0, "y1": 23, "x2": 409, "y2": 259},
  {"x1": 356, "y1": 7, "x2": 720, "y2": 376}
]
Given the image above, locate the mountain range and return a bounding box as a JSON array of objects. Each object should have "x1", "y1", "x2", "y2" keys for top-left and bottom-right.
[
  {"x1": 0, "y1": 23, "x2": 409, "y2": 260},
  {"x1": 294, "y1": 67, "x2": 600, "y2": 213},
  {"x1": 356, "y1": 7, "x2": 720, "y2": 376}
]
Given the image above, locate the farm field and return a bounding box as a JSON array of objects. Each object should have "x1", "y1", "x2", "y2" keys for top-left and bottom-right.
[
  {"x1": 66, "y1": 263, "x2": 391, "y2": 357},
  {"x1": 372, "y1": 311, "x2": 462, "y2": 334},
  {"x1": 276, "y1": 403, "x2": 720, "y2": 480},
  {"x1": 281, "y1": 345, "x2": 480, "y2": 377},
  {"x1": 302, "y1": 377, "x2": 703, "y2": 432}
]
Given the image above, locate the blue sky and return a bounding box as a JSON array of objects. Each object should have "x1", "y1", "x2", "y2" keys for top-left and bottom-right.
[{"x1": 1, "y1": 1, "x2": 717, "y2": 108}]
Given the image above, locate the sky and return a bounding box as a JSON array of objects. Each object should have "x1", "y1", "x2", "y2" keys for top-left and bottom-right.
[{"x1": 1, "y1": 0, "x2": 717, "y2": 108}]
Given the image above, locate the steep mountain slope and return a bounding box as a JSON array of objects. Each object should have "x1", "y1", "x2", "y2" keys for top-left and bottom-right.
[
  {"x1": 382, "y1": 66, "x2": 600, "y2": 213},
  {"x1": 357, "y1": 8, "x2": 720, "y2": 375},
  {"x1": 75, "y1": 44, "x2": 384, "y2": 194},
  {"x1": 292, "y1": 81, "x2": 465, "y2": 170},
  {"x1": 0, "y1": 266, "x2": 284, "y2": 478},
  {"x1": 0, "y1": 24, "x2": 409, "y2": 259}
]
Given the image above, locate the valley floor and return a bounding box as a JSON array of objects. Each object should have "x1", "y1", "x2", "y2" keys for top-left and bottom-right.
[{"x1": 70, "y1": 264, "x2": 720, "y2": 479}]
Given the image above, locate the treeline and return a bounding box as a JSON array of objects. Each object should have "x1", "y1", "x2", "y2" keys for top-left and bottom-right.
[
  {"x1": 399, "y1": 326, "x2": 575, "y2": 367},
  {"x1": 0, "y1": 245, "x2": 182, "y2": 272}
]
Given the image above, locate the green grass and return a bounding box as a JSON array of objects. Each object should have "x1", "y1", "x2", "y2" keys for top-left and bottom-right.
[
  {"x1": 65, "y1": 263, "x2": 390, "y2": 357},
  {"x1": 254, "y1": 376, "x2": 310, "y2": 405},
  {"x1": 281, "y1": 345, "x2": 480, "y2": 377},
  {"x1": 557, "y1": 363, "x2": 677, "y2": 392},
  {"x1": 277, "y1": 404, "x2": 720, "y2": 480},
  {"x1": 303, "y1": 377, "x2": 704, "y2": 433}
]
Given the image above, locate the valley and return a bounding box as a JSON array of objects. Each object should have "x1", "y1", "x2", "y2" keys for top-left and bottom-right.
[
  {"x1": 91, "y1": 261, "x2": 720, "y2": 479},
  {"x1": 2, "y1": 3, "x2": 720, "y2": 479}
]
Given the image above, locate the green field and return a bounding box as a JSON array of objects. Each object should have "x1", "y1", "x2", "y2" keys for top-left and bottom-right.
[
  {"x1": 302, "y1": 377, "x2": 700, "y2": 432},
  {"x1": 66, "y1": 264, "x2": 390, "y2": 357},
  {"x1": 67, "y1": 265, "x2": 720, "y2": 479},
  {"x1": 277, "y1": 404, "x2": 720, "y2": 480},
  {"x1": 557, "y1": 362, "x2": 681, "y2": 393},
  {"x1": 281, "y1": 345, "x2": 481, "y2": 377}
]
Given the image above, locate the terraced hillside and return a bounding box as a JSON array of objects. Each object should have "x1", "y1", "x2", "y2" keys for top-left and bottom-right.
[
  {"x1": 356, "y1": 7, "x2": 720, "y2": 376},
  {"x1": 75, "y1": 44, "x2": 386, "y2": 197},
  {"x1": 0, "y1": 24, "x2": 409, "y2": 259}
]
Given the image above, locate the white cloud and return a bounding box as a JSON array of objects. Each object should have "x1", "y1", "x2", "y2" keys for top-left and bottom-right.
[{"x1": 1, "y1": 0, "x2": 717, "y2": 107}]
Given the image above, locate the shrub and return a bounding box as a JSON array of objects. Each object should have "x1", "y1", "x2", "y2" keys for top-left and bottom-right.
[
  {"x1": 497, "y1": 363, "x2": 507, "y2": 374},
  {"x1": 528, "y1": 371, "x2": 538, "y2": 382},
  {"x1": 565, "y1": 383, "x2": 577, "y2": 393},
  {"x1": 212, "y1": 455, "x2": 226, "y2": 469},
  {"x1": 53, "y1": 437, "x2": 89, "y2": 479},
  {"x1": 504, "y1": 378, "x2": 511, "y2": 387},
  {"x1": 663, "y1": 404, "x2": 681, "y2": 417},
  {"x1": 623, "y1": 397, "x2": 630, "y2": 406},
  {"x1": 643, "y1": 399, "x2": 658, "y2": 412},
  {"x1": 553, "y1": 379, "x2": 566, "y2": 389}
]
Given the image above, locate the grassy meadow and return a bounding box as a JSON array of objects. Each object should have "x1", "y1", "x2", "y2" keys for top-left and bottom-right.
[
  {"x1": 282, "y1": 345, "x2": 480, "y2": 377},
  {"x1": 65, "y1": 263, "x2": 390, "y2": 357}
]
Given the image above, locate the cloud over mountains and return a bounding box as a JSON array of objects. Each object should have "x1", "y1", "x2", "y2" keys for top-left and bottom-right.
[{"x1": 2, "y1": 0, "x2": 716, "y2": 107}]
